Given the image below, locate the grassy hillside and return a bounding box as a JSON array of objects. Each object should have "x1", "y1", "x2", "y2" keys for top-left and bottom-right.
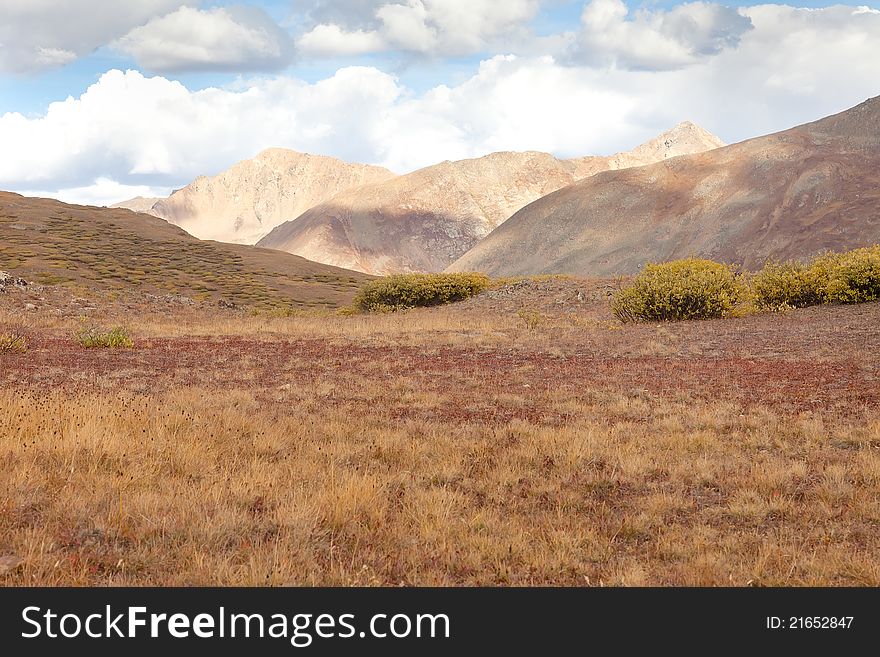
[{"x1": 0, "y1": 192, "x2": 371, "y2": 309}]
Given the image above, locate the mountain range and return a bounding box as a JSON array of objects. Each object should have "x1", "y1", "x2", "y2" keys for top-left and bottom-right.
[
  {"x1": 257, "y1": 122, "x2": 723, "y2": 274},
  {"x1": 449, "y1": 96, "x2": 880, "y2": 276},
  {"x1": 116, "y1": 122, "x2": 724, "y2": 274}
]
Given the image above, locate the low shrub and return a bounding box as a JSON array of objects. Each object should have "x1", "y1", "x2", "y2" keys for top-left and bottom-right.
[
  {"x1": 823, "y1": 245, "x2": 880, "y2": 304},
  {"x1": 76, "y1": 326, "x2": 134, "y2": 349},
  {"x1": 750, "y1": 261, "x2": 826, "y2": 310},
  {"x1": 612, "y1": 258, "x2": 746, "y2": 323},
  {"x1": 0, "y1": 333, "x2": 27, "y2": 354},
  {"x1": 752, "y1": 246, "x2": 880, "y2": 309},
  {"x1": 517, "y1": 308, "x2": 543, "y2": 330},
  {"x1": 354, "y1": 273, "x2": 491, "y2": 312}
]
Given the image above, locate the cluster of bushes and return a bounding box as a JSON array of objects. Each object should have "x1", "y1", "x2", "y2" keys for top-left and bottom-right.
[
  {"x1": 613, "y1": 246, "x2": 880, "y2": 323},
  {"x1": 751, "y1": 246, "x2": 880, "y2": 309},
  {"x1": 354, "y1": 273, "x2": 490, "y2": 312},
  {"x1": 76, "y1": 326, "x2": 134, "y2": 349}
]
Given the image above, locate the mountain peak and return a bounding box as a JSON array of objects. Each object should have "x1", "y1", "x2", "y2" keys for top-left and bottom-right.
[
  {"x1": 254, "y1": 146, "x2": 308, "y2": 159},
  {"x1": 110, "y1": 196, "x2": 162, "y2": 213},
  {"x1": 632, "y1": 121, "x2": 726, "y2": 160},
  {"x1": 144, "y1": 150, "x2": 396, "y2": 244}
]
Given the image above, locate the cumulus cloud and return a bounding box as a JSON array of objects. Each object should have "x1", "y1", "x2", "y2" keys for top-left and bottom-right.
[
  {"x1": 114, "y1": 5, "x2": 295, "y2": 72},
  {"x1": 298, "y1": 0, "x2": 540, "y2": 57},
  {"x1": 0, "y1": 0, "x2": 189, "y2": 73},
  {"x1": 645, "y1": 3, "x2": 880, "y2": 134},
  {"x1": 0, "y1": 67, "x2": 402, "y2": 190},
  {"x1": 3, "y1": 4, "x2": 880, "y2": 205},
  {"x1": 572, "y1": 0, "x2": 753, "y2": 70},
  {"x1": 379, "y1": 55, "x2": 639, "y2": 166}
]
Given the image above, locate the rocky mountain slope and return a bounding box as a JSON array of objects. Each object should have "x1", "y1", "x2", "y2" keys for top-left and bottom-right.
[
  {"x1": 448, "y1": 97, "x2": 880, "y2": 277},
  {"x1": 121, "y1": 149, "x2": 396, "y2": 245},
  {"x1": 257, "y1": 123, "x2": 723, "y2": 274}
]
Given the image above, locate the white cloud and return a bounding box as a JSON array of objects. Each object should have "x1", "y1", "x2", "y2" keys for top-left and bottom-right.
[
  {"x1": 0, "y1": 67, "x2": 403, "y2": 190},
  {"x1": 3, "y1": 4, "x2": 880, "y2": 205},
  {"x1": 647, "y1": 3, "x2": 880, "y2": 134},
  {"x1": 19, "y1": 178, "x2": 173, "y2": 207},
  {"x1": 296, "y1": 0, "x2": 752, "y2": 65},
  {"x1": 572, "y1": 0, "x2": 753, "y2": 70},
  {"x1": 378, "y1": 55, "x2": 640, "y2": 168},
  {"x1": 295, "y1": 0, "x2": 389, "y2": 28},
  {"x1": 114, "y1": 5, "x2": 295, "y2": 72},
  {"x1": 0, "y1": 0, "x2": 189, "y2": 73},
  {"x1": 297, "y1": 24, "x2": 385, "y2": 56},
  {"x1": 34, "y1": 47, "x2": 78, "y2": 68},
  {"x1": 298, "y1": 0, "x2": 540, "y2": 57}
]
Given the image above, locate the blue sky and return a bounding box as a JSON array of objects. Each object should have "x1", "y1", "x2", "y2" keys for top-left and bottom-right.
[
  {"x1": 1, "y1": 1, "x2": 879, "y2": 204},
  {"x1": 5, "y1": 1, "x2": 878, "y2": 113}
]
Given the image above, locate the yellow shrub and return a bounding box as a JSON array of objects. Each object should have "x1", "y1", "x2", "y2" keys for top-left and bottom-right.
[
  {"x1": 823, "y1": 245, "x2": 880, "y2": 304},
  {"x1": 517, "y1": 308, "x2": 543, "y2": 330},
  {"x1": 612, "y1": 258, "x2": 746, "y2": 323},
  {"x1": 354, "y1": 273, "x2": 490, "y2": 312},
  {"x1": 76, "y1": 326, "x2": 134, "y2": 349},
  {"x1": 750, "y1": 261, "x2": 827, "y2": 309},
  {"x1": 752, "y1": 246, "x2": 880, "y2": 309}
]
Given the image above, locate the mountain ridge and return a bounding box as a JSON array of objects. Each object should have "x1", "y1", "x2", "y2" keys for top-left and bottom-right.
[
  {"x1": 257, "y1": 122, "x2": 724, "y2": 274},
  {"x1": 447, "y1": 96, "x2": 880, "y2": 277}
]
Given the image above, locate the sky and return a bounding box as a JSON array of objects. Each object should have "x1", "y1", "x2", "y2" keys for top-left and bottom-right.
[{"x1": 1, "y1": 1, "x2": 879, "y2": 205}]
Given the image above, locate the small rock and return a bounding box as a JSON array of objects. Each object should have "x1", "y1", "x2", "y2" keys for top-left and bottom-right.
[
  {"x1": 24, "y1": 303, "x2": 37, "y2": 312},
  {"x1": 0, "y1": 271, "x2": 28, "y2": 287},
  {"x1": 0, "y1": 555, "x2": 23, "y2": 575},
  {"x1": 218, "y1": 299, "x2": 237, "y2": 309}
]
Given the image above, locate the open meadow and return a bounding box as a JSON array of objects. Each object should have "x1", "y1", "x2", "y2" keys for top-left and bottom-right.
[{"x1": 1, "y1": 277, "x2": 878, "y2": 586}]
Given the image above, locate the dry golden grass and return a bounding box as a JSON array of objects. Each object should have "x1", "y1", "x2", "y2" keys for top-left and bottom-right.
[
  {"x1": 2, "y1": 383, "x2": 879, "y2": 586},
  {"x1": 2, "y1": 279, "x2": 879, "y2": 586}
]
